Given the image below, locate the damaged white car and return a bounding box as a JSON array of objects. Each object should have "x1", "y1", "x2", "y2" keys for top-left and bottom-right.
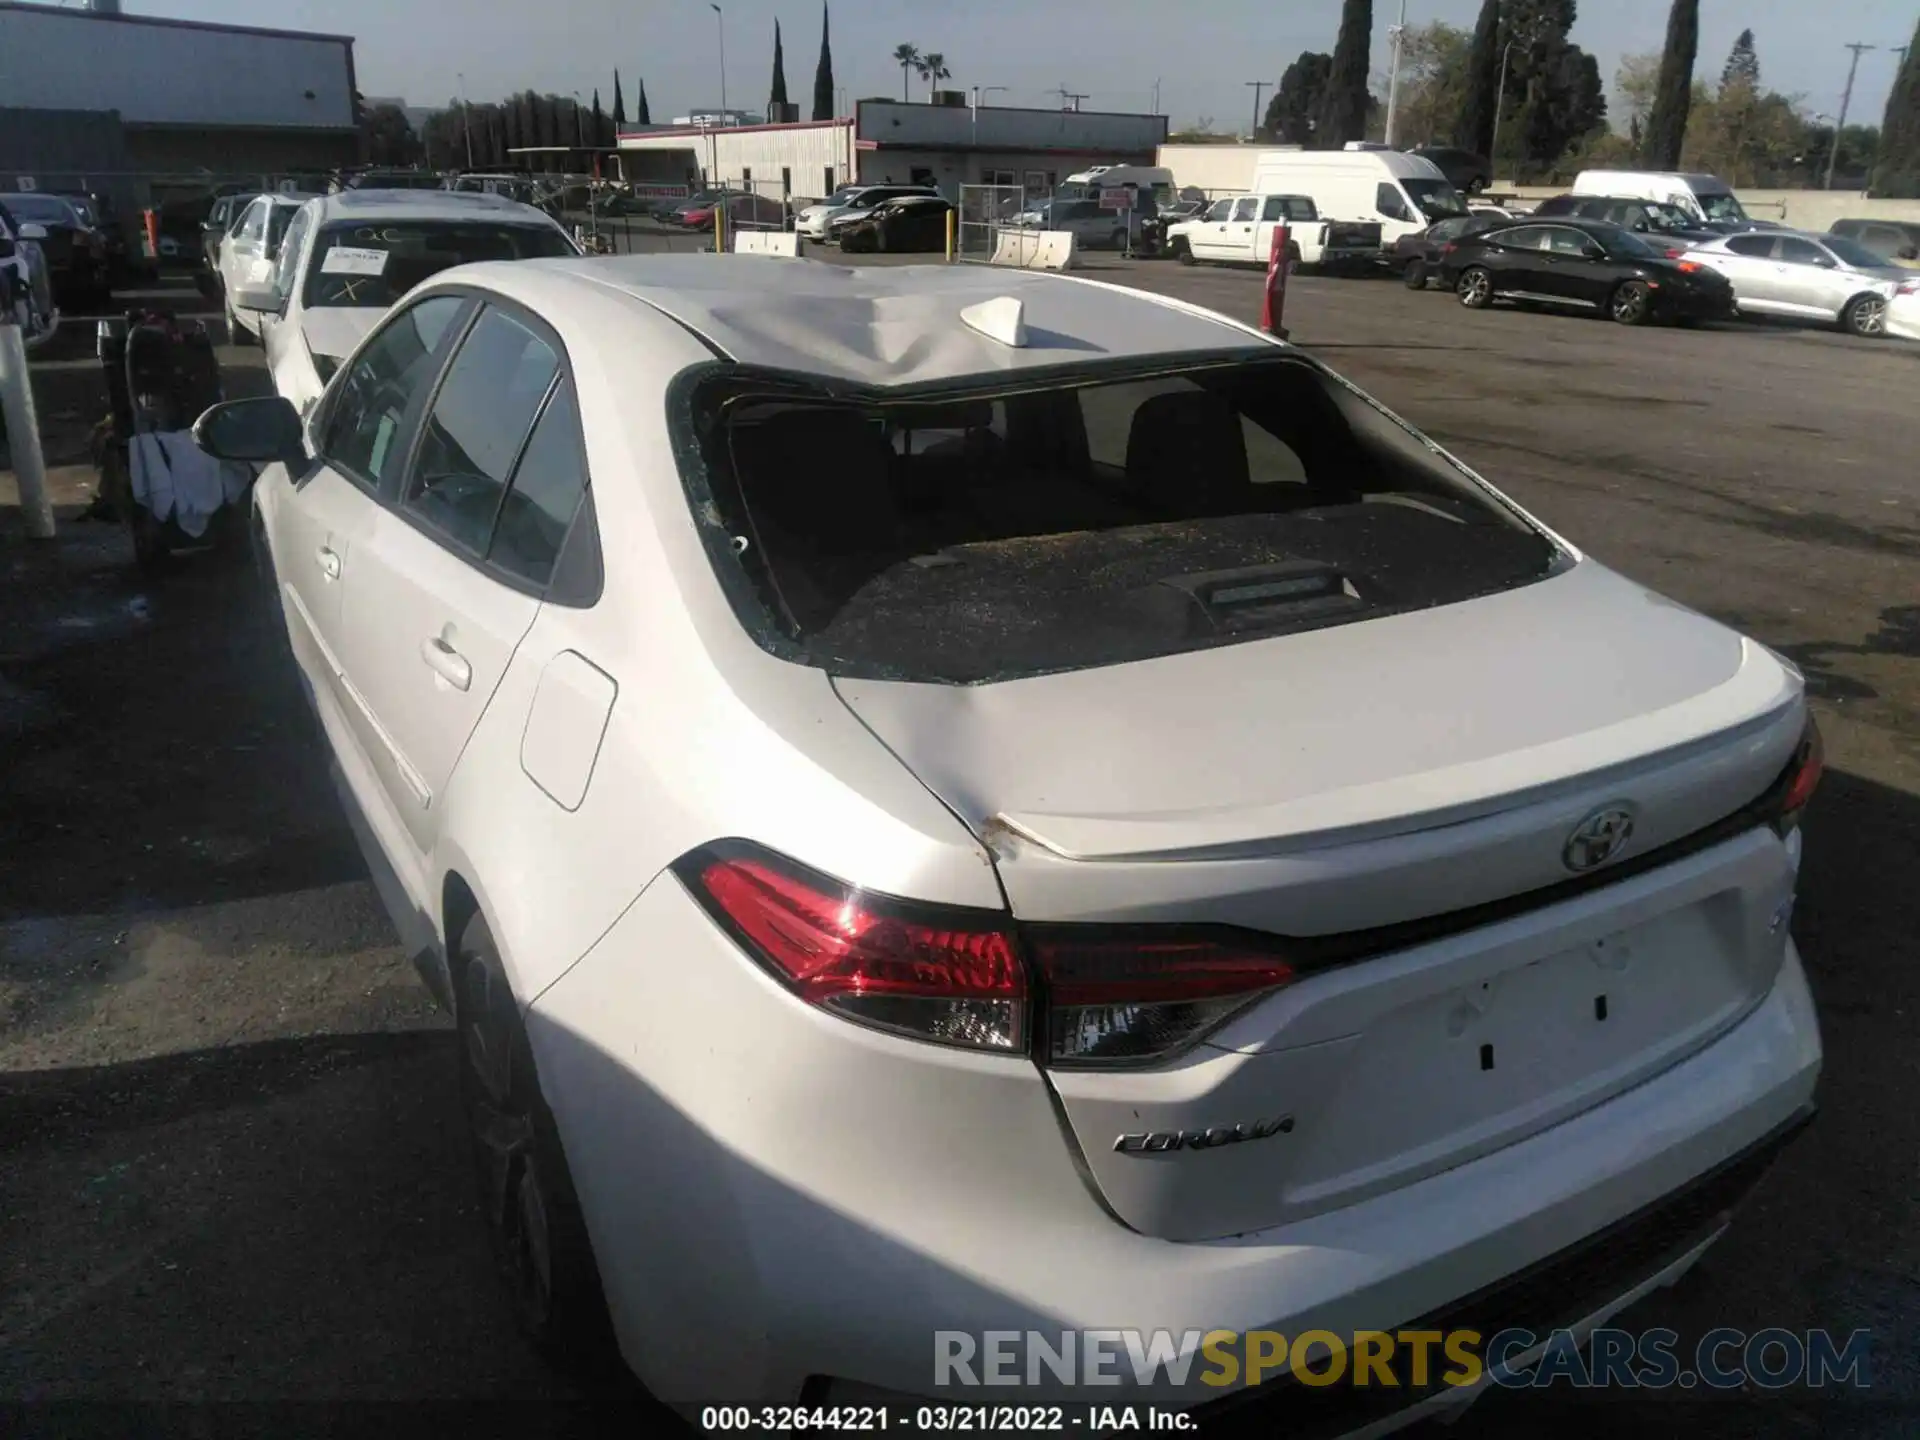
[
  {"x1": 195, "y1": 256, "x2": 1823, "y2": 1432},
  {"x1": 0, "y1": 197, "x2": 59, "y2": 349}
]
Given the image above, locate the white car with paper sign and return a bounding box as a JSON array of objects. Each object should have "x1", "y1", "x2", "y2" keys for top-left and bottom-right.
[
  {"x1": 231, "y1": 189, "x2": 579, "y2": 419},
  {"x1": 219, "y1": 193, "x2": 318, "y2": 344}
]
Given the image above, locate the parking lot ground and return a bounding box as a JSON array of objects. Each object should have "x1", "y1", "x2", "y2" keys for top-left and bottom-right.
[{"x1": 4, "y1": 266, "x2": 1920, "y2": 1437}]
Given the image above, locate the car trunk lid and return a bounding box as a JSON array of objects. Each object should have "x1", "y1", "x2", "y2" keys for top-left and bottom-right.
[{"x1": 832, "y1": 561, "x2": 1806, "y2": 1240}]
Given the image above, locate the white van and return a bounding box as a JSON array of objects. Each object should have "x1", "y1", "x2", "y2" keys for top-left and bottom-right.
[
  {"x1": 1248, "y1": 149, "x2": 1466, "y2": 251},
  {"x1": 1057, "y1": 165, "x2": 1176, "y2": 213},
  {"x1": 1571, "y1": 171, "x2": 1754, "y2": 229}
]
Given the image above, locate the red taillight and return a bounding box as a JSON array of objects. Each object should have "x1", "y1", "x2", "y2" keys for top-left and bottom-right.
[
  {"x1": 681, "y1": 845, "x2": 1027, "y2": 1052},
  {"x1": 1442, "y1": 242, "x2": 1458, "y2": 256},
  {"x1": 1774, "y1": 718, "x2": 1825, "y2": 835},
  {"x1": 1675, "y1": 259, "x2": 1701, "y2": 272},
  {"x1": 1031, "y1": 932, "x2": 1295, "y2": 1067},
  {"x1": 1667, "y1": 248, "x2": 1688, "y2": 260}
]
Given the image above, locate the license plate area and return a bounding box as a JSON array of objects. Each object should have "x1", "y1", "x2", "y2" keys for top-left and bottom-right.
[{"x1": 1284, "y1": 896, "x2": 1759, "y2": 1208}]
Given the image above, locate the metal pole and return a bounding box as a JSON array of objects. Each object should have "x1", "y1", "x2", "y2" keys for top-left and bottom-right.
[
  {"x1": 1490, "y1": 40, "x2": 1517, "y2": 183},
  {"x1": 0, "y1": 321, "x2": 55, "y2": 539},
  {"x1": 711, "y1": 4, "x2": 727, "y2": 116},
  {"x1": 459, "y1": 73, "x2": 474, "y2": 170},
  {"x1": 1383, "y1": 0, "x2": 1409, "y2": 148},
  {"x1": 1824, "y1": 44, "x2": 1875, "y2": 191},
  {"x1": 1246, "y1": 81, "x2": 1270, "y2": 139}
]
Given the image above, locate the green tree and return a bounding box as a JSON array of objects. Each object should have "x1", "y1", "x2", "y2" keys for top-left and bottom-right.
[
  {"x1": 1721, "y1": 29, "x2": 1759, "y2": 90},
  {"x1": 1264, "y1": 51, "x2": 1332, "y2": 144},
  {"x1": 916, "y1": 51, "x2": 951, "y2": 102},
  {"x1": 1317, "y1": 0, "x2": 1374, "y2": 145},
  {"x1": 892, "y1": 43, "x2": 921, "y2": 102},
  {"x1": 360, "y1": 102, "x2": 418, "y2": 167},
  {"x1": 812, "y1": 3, "x2": 836, "y2": 120},
  {"x1": 1873, "y1": 16, "x2": 1920, "y2": 196},
  {"x1": 1643, "y1": 0, "x2": 1699, "y2": 168},
  {"x1": 635, "y1": 78, "x2": 651, "y2": 126},
  {"x1": 769, "y1": 20, "x2": 790, "y2": 117},
  {"x1": 1453, "y1": 0, "x2": 1501, "y2": 155},
  {"x1": 612, "y1": 72, "x2": 626, "y2": 128},
  {"x1": 1387, "y1": 22, "x2": 1471, "y2": 147}
]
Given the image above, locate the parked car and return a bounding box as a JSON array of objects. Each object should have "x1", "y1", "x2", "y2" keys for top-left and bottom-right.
[
  {"x1": 0, "y1": 198, "x2": 59, "y2": 346},
  {"x1": 1249, "y1": 149, "x2": 1466, "y2": 250},
  {"x1": 1163, "y1": 193, "x2": 1383, "y2": 270},
  {"x1": 1393, "y1": 212, "x2": 1507, "y2": 288},
  {"x1": 648, "y1": 189, "x2": 713, "y2": 222},
  {"x1": 1002, "y1": 196, "x2": 1144, "y2": 251},
  {"x1": 198, "y1": 252, "x2": 1822, "y2": 1427},
  {"x1": 1528, "y1": 194, "x2": 1720, "y2": 251},
  {"x1": 1568, "y1": 170, "x2": 1775, "y2": 232},
  {"x1": 333, "y1": 168, "x2": 447, "y2": 193},
  {"x1": 218, "y1": 193, "x2": 320, "y2": 344},
  {"x1": 836, "y1": 195, "x2": 954, "y2": 253},
  {"x1": 815, "y1": 185, "x2": 944, "y2": 241},
  {"x1": 1826, "y1": 217, "x2": 1920, "y2": 269},
  {"x1": 225, "y1": 189, "x2": 580, "y2": 419},
  {"x1": 447, "y1": 174, "x2": 537, "y2": 204},
  {"x1": 1685, "y1": 230, "x2": 1909, "y2": 337},
  {"x1": 720, "y1": 193, "x2": 792, "y2": 230},
  {"x1": 200, "y1": 192, "x2": 253, "y2": 271},
  {"x1": 672, "y1": 190, "x2": 757, "y2": 228},
  {"x1": 1887, "y1": 275, "x2": 1920, "y2": 341},
  {"x1": 1440, "y1": 217, "x2": 1737, "y2": 326},
  {"x1": 1411, "y1": 146, "x2": 1492, "y2": 195},
  {"x1": 2, "y1": 192, "x2": 113, "y2": 308},
  {"x1": 54, "y1": 191, "x2": 149, "y2": 284}
]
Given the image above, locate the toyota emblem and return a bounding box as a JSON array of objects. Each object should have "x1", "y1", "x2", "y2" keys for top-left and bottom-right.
[{"x1": 1564, "y1": 807, "x2": 1635, "y2": 872}]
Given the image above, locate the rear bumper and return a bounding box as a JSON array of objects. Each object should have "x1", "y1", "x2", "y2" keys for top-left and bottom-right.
[{"x1": 527, "y1": 872, "x2": 1821, "y2": 1409}]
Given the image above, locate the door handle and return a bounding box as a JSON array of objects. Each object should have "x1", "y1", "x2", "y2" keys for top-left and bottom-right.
[
  {"x1": 317, "y1": 545, "x2": 341, "y2": 580},
  {"x1": 420, "y1": 637, "x2": 472, "y2": 691}
]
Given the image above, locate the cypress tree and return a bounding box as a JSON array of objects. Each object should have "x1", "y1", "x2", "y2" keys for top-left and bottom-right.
[
  {"x1": 812, "y1": 4, "x2": 837, "y2": 121},
  {"x1": 1643, "y1": 0, "x2": 1699, "y2": 169},
  {"x1": 1453, "y1": 0, "x2": 1501, "y2": 155},
  {"x1": 1316, "y1": 0, "x2": 1375, "y2": 147}
]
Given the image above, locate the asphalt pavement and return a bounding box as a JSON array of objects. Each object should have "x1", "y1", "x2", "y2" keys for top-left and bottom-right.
[{"x1": 2, "y1": 258, "x2": 1917, "y2": 1438}]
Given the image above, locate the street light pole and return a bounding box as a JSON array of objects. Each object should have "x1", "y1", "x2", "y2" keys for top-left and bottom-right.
[
  {"x1": 711, "y1": 3, "x2": 728, "y2": 116},
  {"x1": 1383, "y1": 0, "x2": 1408, "y2": 148},
  {"x1": 1489, "y1": 37, "x2": 1524, "y2": 184},
  {"x1": 1246, "y1": 81, "x2": 1270, "y2": 139},
  {"x1": 1823, "y1": 43, "x2": 1875, "y2": 191}
]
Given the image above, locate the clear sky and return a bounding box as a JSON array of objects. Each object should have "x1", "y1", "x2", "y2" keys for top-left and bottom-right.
[{"x1": 101, "y1": 0, "x2": 1914, "y2": 133}]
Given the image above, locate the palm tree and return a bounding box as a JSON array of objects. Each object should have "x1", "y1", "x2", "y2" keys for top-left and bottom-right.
[
  {"x1": 892, "y1": 42, "x2": 920, "y2": 102},
  {"x1": 917, "y1": 51, "x2": 951, "y2": 102}
]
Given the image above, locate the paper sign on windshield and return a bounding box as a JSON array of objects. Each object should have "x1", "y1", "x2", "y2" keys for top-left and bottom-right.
[{"x1": 321, "y1": 246, "x2": 389, "y2": 276}]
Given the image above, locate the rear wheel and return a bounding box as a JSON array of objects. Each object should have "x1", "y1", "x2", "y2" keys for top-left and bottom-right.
[
  {"x1": 1108, "y1": 227, "x2": 1128, "y2": 252},
  {"x1": 1609, "y1": 281, "x2": 1652, "y2": 326},
  {"x1": 1457, "y1": 266, "x2": 1493, "y2": 308},
  {"x1": 1402, "y1": 257, "x2": 1428, "y2": 289},
  {"x1": 454, "y1": 914, "x2": 619, "y2": 1375},
  {"x1": 1841, "y1": 293, "x2": 1887, "y2": 338},
  {"x1": 1172, "y1": 237, "x2": 1195, "y2": 266}
]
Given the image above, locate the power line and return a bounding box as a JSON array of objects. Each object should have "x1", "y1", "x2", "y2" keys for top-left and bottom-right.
[{"x1": 1824, "y1": 42, "x2": 1875, "y2": 190}]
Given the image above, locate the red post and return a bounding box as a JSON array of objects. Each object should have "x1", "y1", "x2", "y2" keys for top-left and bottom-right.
[
  {"x1": 142, "y1": 207, "x2": 160, "y2": 264},
  {"x1": 1261, "y1": 223, "x2": 1291, "y2": 338}
]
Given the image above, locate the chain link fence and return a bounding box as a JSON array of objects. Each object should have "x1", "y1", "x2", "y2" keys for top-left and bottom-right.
[{"x1": 955, "y1": 184, "x2": 1026, "y2": 262}]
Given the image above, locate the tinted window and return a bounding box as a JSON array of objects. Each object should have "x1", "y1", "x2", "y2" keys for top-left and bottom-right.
[
  {"x1": 1260, "y1": 196, "x2": 1291, "y2": 223},
  {"x1": 1205, "y1": 199, "x2": 1233, "y2": 222},
  {"x1": 1427, "y1": 217, "x2": 1468, "y2": 242},
  {"x1": 303, "y1": 221, "x2": 575, "y2": 309},
  {"x1": 1726, "y1": 234, "x2": 1776, "y2": 258},
  {"x1": 273, "y1": 208, "x2": 311, "y2": 297},
  {"x1": 696, "y1": 360, "x2": 1558, "y2": 684},
  {"x1": 1575, "y1": 199, "x2": 1615, "y2": 219},
  {"x1": 1490, "y1": 225, "x2": 1547, "y2": 249},
  {"x1": 1821, "y1": 235, "x2": 1891, "y2": 269},
  {"x1": 405, "y1": 307, "x2": 560, "y2": 554},
  {"x1": 318, "y1": 295, "x2": 465, "y2": 487},
  {"x1": 1532, "y1": 195, "x2": 1577, "y2": 216},
  {"x1": 1778, "y1": 237, "x2": 1833, "y2": 267},
  {"x1": 1375, "y1": 184, "x2": 1413, "y2": 221},
  {"x1": 490, "y1": 379, "x2": 587, "y2": 586},
  {"x1": 1402, "y1": 179, "x2": 1467, "y2": 217},
  {"x1": 7, "y1": 195, "x2": 78, "y2": 225},
  {"x1": 1600, "y1": 227, "x2": 1660, "y2": 259},
  {"x1": 1545, "y1": 227, "x2": 1595, "y2": 256}
]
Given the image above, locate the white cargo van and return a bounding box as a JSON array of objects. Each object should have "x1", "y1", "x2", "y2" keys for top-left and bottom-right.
[
  {"x1": 1570, "y1": 171, "x2": 1754, "y2": 229},
  {"x1": 1248, "y1": 149, "x2": 1466, "y2": 252}
]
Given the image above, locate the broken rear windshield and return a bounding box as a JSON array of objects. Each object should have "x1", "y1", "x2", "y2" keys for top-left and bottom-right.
[{"x1": 682, "y1": 355, "x2": 1563, "y2": 684}]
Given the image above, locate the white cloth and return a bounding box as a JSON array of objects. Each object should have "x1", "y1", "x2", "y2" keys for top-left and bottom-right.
[{"x1": 129, "y1": 430, "x2": 251, "y2": 539}]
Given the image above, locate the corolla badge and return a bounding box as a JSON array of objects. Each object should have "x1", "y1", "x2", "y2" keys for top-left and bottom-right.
[{"x1": 1563, "y1": 806, "x2": 1636, "y2": 873}]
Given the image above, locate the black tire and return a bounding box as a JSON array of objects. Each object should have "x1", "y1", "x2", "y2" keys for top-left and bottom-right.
[
  {"x1": 1609, "y1": 280, "x2": 1653, "y2": 326},
  {"x1": 1108, "y1": 227, "x2": 1128, "y2": 252},
  {"x1": 1457, "y1": 265, "x2": 1494, "y2": 309},
  {"x1": 454, "y1": 914, "x2": 620, "y2": 1375},
  {"x1": 1841, "y1": 292, "x2": 1887, "y2": 339},
  {"x1": 1402, "y1": 258, "x2": 1428, "y2": 290},
  {"x1": 1172, "y1": 237, "x2": 1195, "y2": 266}
]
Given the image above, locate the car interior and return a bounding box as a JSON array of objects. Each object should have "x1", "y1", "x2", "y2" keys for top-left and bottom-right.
[{"x1": 704, "y1": 358, "x2": 1558, "y2": 681}]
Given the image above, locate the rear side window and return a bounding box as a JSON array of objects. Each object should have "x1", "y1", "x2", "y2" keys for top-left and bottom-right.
[
  {"x1": 1726, "y1": 234, "x2": 1776, "y2": 258},
  {"x1": 405, "y1": 307, "x2": 560, "y2": 555},
  {"x1": 1491, "y1": 225, "x2": 1546, "y2": 249},
  {"x1": 1778, "y1": 237, "x2": 1830, "y2": 266},
  {"x1": 318, "y1": 294, "x2": 466, "y2": 487},
  {"x1": 489, "y1": 379, "x2": 588, "y2": 586},
  {"x1": 685, "y1": 358, "x2": 1560, "y2": 684}
]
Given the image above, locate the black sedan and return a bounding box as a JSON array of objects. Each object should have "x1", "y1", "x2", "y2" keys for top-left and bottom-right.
[
  {"x1": 1394, "y1": 212, "x2": 1507, "y2": 288},
  {"x1": 1437, "y1": 217, "x2": 1737, "y2": 326},
  {"x1": 837, "y1": 195, "x2": 954, "y2": 254},
  {"x1": 0, "y1": 192, "x2": 111, "y2": 307}
]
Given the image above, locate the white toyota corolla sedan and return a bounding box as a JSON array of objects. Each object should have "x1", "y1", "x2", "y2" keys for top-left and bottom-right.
[{"x1": 196, "y1": 256, "x2": 1823, "y2": 1432}]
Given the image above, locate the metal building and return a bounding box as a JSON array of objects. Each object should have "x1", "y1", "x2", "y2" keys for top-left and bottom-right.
[{"x1": 615, "y1": 100, "x2": 1167, "y2": 205}]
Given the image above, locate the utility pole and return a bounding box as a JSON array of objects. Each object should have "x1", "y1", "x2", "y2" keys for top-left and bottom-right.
[
  {"x1": 1152, "y1": 77, "x2": 1161, "y2": 114},
  {"x1": 1825, "y1": 43, "x2": 1875, "y2": 190},
  {"x1": 1056, "y1": 85, "x2": 1088, "y2": 112},
  {"x1": 711, "y1": 3, "x2": 728, "y2": 116},
  {"x1": 1383, "y1": 0, "x2": 1409, "y2": 148},
  {"x1": 1246, "y1": 80, "x2": 1271, "y2": 139},
  {"x1": 458, "y1": 72, "x2": 474, "y2": 170}
]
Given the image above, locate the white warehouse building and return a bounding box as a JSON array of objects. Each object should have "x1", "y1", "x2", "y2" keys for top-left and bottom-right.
[{"x1": 615, "y1": 99, "x2": 1168, "y2": 205}]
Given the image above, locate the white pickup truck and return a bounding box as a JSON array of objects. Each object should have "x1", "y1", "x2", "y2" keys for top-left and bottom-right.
[{"x1": 1163, "y1": 193, "x2": 1383, "y2": 272}]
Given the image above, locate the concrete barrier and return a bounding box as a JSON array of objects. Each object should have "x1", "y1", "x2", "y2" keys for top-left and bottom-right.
[
  {"x1": 989, "y1": 229, "x2": 1079, "y2": 270},
  {"x1": 731, "y1": 231, "x2": 801, "y2": 257}
]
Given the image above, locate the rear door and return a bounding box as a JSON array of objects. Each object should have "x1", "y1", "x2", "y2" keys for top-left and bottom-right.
[
  {"x1": 1699, "y1": 233, "x2": 1782, "y2": 311},
  {"x1": 332, "y1": 299, "x2": 562, "y2": 857},
  {"x1": 1478, "y1": 224, "x2": 1551, "y2": 295},
  {"x1": 1774, "y1": 235, "x2": 1852, "y2": 318}
]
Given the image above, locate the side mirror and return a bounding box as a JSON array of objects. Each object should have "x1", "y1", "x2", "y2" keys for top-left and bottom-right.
[
  {"x1": 1899, "y1": 246, "x2": 1918, "y2": 261},
  {"x1": 1632, "y1": 219, "x2": 1650, "y2": 232},
  {"x1": 233, "y1": 283, "x2": 284, "y2": 316},
  {"x1": 18, "y1": 223, "x2": 48, "y2": 242},
  {"x1": 194, "y1": 397, "x2": 307, "y2": 465}
]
